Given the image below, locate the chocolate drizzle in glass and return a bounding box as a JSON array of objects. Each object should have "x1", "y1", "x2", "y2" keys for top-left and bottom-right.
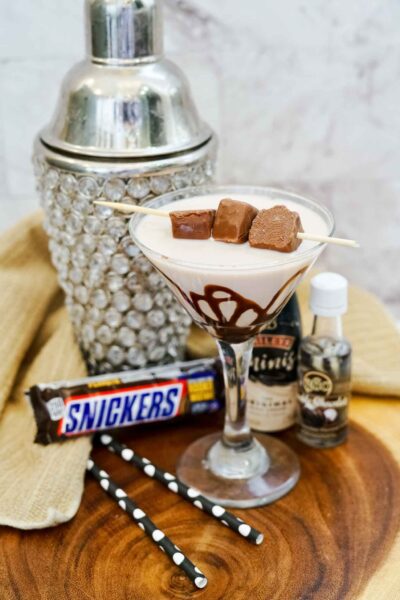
[{"x1": 157, "y1": 267, "x2": 308, "y2": 343}]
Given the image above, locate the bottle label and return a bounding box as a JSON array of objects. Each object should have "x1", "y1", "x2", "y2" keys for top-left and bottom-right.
[
  {"x1": 298, "y1": 369, "x2": 349, "y2": 436},
  {"x1": 248, "y1": 296, "x2": 301, "y2": 432},
  {"x1": 302, "y1": 371, "x2": 333, "y2": 395},
  {"x1": 249, "y1": 319, "x2": 299, "y2": 386},
  {"x1": 247, "y1": 380, "x2": 297, "y2": 432}
]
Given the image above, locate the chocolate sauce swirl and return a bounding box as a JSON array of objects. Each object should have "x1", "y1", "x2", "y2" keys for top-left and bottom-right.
[{"x1": 157, "y1": 267, "x2": 307, "y2": 343}]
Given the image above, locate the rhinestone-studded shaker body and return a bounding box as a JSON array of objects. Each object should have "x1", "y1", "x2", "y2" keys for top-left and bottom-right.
[{"x1": 34, "y1": 147, "x2": 215, "y2": 374}]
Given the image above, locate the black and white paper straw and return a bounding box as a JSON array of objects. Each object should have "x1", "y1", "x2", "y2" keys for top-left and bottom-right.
[
  {"x1": 86, "y1": 458, "x2": 207, "y2": 589},
  {"x1": 97, "y1": 435, "x2": 264, "y2": 545}
]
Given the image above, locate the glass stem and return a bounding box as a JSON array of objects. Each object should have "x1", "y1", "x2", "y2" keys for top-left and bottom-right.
[{"x1": 216, "y1": 338, "x2": 254, "y2": 450}]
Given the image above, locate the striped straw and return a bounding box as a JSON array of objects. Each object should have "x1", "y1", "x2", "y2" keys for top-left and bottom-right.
[
  {"x1": 86, "y1": 458, "x2": 207, "y2": 589},
  {"x1": 97, "y1": 434, "x2": 264, "y2": 545}
]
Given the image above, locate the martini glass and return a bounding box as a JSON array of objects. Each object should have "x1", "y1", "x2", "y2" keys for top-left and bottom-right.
[{"x1": 130, "y1": 185, "x2": 334, "y2": 508}]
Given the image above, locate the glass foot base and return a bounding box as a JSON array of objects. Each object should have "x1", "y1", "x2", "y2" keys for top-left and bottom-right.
[{"x1": 177, "y1": 432, "x2": 300, "y2": 508}]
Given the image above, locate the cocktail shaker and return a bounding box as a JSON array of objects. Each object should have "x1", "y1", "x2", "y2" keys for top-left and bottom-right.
[{"x1": 33, "y1": 0, "x2": 217, "y2": 374}]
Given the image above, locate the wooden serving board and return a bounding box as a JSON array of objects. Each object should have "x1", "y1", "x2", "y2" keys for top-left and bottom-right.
[{"x1": 1, "y1": 397, "x2": 400, "y2": 600}]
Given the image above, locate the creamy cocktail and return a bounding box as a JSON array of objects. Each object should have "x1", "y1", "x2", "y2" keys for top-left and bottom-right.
[
  {"x1": 134, "y1": 192, "x2": 329, "y2": 343},
  {"x1": 130, "y1": 186, "x2": 334, "y2": 507}
]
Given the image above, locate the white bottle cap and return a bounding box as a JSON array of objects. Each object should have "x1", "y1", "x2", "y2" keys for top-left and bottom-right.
[{"x1": 310, "y1": 272, "x2": 348, "y2": 317}]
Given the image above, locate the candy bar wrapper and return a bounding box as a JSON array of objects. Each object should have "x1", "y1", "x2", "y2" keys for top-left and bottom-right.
[{"x1": 28, "y1": 359, "x2": 223, "y2": 445}]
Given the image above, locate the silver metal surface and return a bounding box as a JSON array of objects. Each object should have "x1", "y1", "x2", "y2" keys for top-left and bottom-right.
[
  {"x1": 40, "y1": 58, "x2": 212, "y2": 158},
  {"x1": 40, "y1": 0, "x2": 212, "y2": 158},
  {"x1": 36, "y1": 135, "x2": 216, "y2": 177},
  {"x1": 87, "y1": 0, "x2": 162, "y2": 62}
]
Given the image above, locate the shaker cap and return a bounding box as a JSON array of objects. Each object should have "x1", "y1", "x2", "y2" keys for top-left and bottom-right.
[
  {"x1": 87, "y1": 0, "x2": 162, "y2": 62},
  {"x1": 310, "y1": 272, "x2": 348, "y2": 317},
  {"x1": 39, "y1": 0, "x2": 212, "y2": 158}
]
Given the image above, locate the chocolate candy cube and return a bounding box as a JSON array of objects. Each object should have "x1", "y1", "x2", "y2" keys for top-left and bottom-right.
[
  {"x1": 170, "y1": 209, "x2": 215, "y2": 240},
  {"x1": 212, "y1": 198, "x2": 258, "y2": 244},
  {"x1": 249, "y1": 205, "x2": 303, "y2": 252}
]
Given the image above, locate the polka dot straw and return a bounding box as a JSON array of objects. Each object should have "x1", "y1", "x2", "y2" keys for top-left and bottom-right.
[
  {"x1": 86, "y1": 458, "x2": 207, "y2": 589},
  {"x1": 98, "y1": 434, "x2": 264, "y2": 545}
]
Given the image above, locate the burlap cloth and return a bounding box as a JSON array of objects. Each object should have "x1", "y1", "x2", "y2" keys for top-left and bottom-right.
[{"x1": 0, "y1": 212, "x2": 399, "y2": 530}]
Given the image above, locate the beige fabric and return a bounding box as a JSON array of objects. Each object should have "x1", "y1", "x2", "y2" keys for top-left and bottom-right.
[
  {"x1": 297, "y1": 278, "x2": 400, "y2": 397},
  {"x1": 0, "y1": 213, "x2": 90, "y2": 529},
  {"x1": 0, "y1": 213, "x2": 399, "y2": 530}
]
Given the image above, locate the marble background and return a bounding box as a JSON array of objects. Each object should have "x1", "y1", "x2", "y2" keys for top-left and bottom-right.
[{"x1": 0, "y1": 0, "x2": 399, "y2": 314}]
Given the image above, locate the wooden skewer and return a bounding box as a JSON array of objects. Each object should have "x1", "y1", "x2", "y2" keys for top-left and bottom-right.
[
  {"x1": 297, "y1": 232, "x2": 359, "y2": 248},
  {"x1": 94, "y1": 200, "x2": 359, "y2": 248},
  {"x1": 95, "y1": 200, "x2": 169, "y2": 217}
]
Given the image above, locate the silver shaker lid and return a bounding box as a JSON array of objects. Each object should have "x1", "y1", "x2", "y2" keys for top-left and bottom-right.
[
  {"x1": 40, "y1": 0, "x2": 212, "y2": 158},
  {"x1": 87, "y1": 0, "x2": 162, "y2": 62}
]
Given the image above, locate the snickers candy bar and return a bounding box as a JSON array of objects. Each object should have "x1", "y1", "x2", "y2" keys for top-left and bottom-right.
[
  {"x1": 170, "y1": 209, "x2": 215, "y2": 239},
  {"x1": 28, "y1": 358, "x2": 223, "y2": 445},
  {"x1": 249, "y1": 205, "x2": 303, "y2": 252},
  {"x1": 212, "y1": 198, "x2": 258, "y2": 244}
]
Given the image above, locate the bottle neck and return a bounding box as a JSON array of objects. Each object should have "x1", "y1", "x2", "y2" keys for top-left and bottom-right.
[{"x1": 311, "y1": 315, "x2": 343, "y2": 339}]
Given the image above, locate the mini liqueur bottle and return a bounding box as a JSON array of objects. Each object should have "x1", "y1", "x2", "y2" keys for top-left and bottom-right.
[
  {"x1": 247, "y1": 294, "x2": 302, "y2": 432},
  {"x1": 297, "y1": 273, "x2": 351, "y2": 448}
]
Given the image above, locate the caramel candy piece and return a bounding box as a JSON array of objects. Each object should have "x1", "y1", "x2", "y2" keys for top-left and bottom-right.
[
  {"x1": 170, "y1": 209, "x2": 215, "y2": 240},
  {"x1": 249, "y1": 205, "x2": 303, "y2": 252},
  {"x1": 213, "y1": 198, "x2": 258, "y2": 244}
]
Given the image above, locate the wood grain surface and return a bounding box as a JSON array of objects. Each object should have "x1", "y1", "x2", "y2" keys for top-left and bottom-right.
[{"x1": 1, "y1": 411, "x2": 400, "y2": 600}]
